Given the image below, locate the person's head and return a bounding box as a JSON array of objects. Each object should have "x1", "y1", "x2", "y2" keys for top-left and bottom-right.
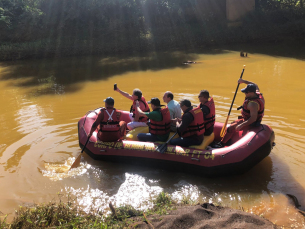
[
  {"x1": 163, "y1": 91, "x2": 174, "y2": 103},
  {"x1": 103, "y1": 97, "x2": 114, "y2": 108},
  {"x1": 132, "y1": 88, "x2": 142, "y2": 100},
  {"x1": 179, "y1": 99, "x2": 192, "y2": 112},
  {"x1": 149, "y1": 97, "x2": 161, "y2": 110},
  {"x1": 241, "y1": 84, "x2": 256, "y2": 98},
  {"x1": 198, "y1": 90, "x2": 210, "y2": 104}
]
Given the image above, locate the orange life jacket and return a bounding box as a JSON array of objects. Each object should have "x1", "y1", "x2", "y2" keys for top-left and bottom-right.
[
  {"x1": 181, "y1": 107, "x2": 205, "y2": 137},
  {"x1": 241, "y1": 93, "x2": 265, "y2": 123},
  {"x1": 130, "y1": 96, "x2": 150, "y2": 122},
  {"x1": 149, "y1": 107, "x2": 171, "y2": 135},
  {"x1": 199, "y1": 97, "x2": 215, "y2": 131},
  {"x1": 99, "y1": 108, "x2": 121, "y2": 132}
]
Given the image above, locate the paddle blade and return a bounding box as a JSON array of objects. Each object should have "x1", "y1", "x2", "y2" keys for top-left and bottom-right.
[
  {"x1": 70, "y1": 153, "x2": 82, "y2": 169},
  {"x1": 220, "y1": 116, "x2": 230, "y2": 138},
  {"x1": 156, "y1": 143, "x2": 167, "y2": 154}
]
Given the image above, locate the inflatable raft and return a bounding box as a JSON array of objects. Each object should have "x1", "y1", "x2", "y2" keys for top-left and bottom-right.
[{"x1": 78, "y1": 108, "x2": 275, "y2": 176}]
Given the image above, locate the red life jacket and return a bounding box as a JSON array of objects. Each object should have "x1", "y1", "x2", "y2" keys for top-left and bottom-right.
[
  {"x1": 241, "y1": 93, "x2": 265, "y2": 123},
  {"x1": 199, "y1": 97, "x2": 215, "y2": 131},
  {"x1": 130, "y1": 96, "x2": 150, "y2": 122},
  {"x1": 149, "y1": 107, "x2": 171, "y2": 135},
  {"x1": 99, "y1": 108, "x2": 121, "y2": 132},
  {"x1": 181, "y1": 107, "x2": 205, "y2": 137}
]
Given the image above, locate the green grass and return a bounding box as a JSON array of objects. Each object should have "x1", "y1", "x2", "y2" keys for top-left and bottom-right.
[{"x1": 0, "y1": 192, "x2": 178, "y2": 229}]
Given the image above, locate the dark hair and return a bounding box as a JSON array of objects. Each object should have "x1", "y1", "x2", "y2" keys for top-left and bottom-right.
[
  {"x1": 133, "y1": 88, "x2": 142, "y2": 100},
  {"x1": 167, "y1": 92, "x2": 173, "y2": 100},
  {"x1": 180, "y1": 99, "x2": 191, "y2": 108},
  {"x1": 150, "y1": 97, "x2": 161, "y2": 106},
  {"x1": 200, "y1": 90, "x2": 210, "y2": 99}
]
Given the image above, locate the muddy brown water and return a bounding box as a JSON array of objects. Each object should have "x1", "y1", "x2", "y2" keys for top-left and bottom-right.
[{"x1": 0, "y1": 45, "x2": 305, "y2": 227}]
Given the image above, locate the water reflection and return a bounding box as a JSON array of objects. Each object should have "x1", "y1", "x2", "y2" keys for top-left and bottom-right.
[{"x1": 0, "y1": 52, "x2": 207, "y2": 96}]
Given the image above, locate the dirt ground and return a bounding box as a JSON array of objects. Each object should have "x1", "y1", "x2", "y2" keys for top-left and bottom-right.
[{"x1": 131, "y1": 203, "x2": 278, "y2": 229}]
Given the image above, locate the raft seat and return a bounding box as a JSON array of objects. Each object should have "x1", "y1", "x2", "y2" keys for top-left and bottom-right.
[
  {"x1": 189, "y1": 132, "x2": 214, "y2": 150},
  {"x1": 125, "y1": 126, "x2": 179, "y2": 141},
  {"x1": 125, "y1": 126, "x2": 214, "y2": 150},
  {"x1": 125, "y1": 126, "x2": 149, "y2": 141}
]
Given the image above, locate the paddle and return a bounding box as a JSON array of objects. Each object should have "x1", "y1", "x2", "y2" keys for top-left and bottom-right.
[
  {"x1": 70, "y1": 135, "x2": 90, "y2": 169},
  {"x1": 220, "y1": 65, "x2": 246, "y2": 138},
  {"x1": 156, "y1": 132, "x2": 178, "y2": 154}
]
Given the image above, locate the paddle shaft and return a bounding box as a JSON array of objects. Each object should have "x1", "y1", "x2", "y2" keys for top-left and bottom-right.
[
  {"x1": 158, "y1": 132, "x2": 178, "y2": 153},
  {"x1": 220, "y1": 66, "x2": 245, "y2": 137},
  {"x1": 227, "y1": 67, "x2": 245, "y2": 117},
  {"x1": 166, "y1": 131, "x2": 178, "y2": 144},
  {"x1": 81, "y1": 136, "x2": 90, "y2": 154}
]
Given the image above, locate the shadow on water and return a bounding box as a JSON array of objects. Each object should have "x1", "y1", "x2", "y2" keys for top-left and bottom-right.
[
  {"x1": 0, "y1": 49, "x2": 228, "y2": 96},
  {"x1": 82, "y1": 151, "x2": 305, "y2": 212}
]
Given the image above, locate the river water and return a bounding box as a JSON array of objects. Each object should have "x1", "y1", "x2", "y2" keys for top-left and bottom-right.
[{"x1": 0, "y1": 44, "x2": 305, "y2": 227}]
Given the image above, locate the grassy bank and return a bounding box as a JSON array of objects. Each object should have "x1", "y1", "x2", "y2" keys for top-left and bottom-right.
[
  {"x1": 0, "y1": 192, "x2": 176, "y2": 228},
  {"x1": 0, "y1": 191, "x2": 280, "y2": 229}
]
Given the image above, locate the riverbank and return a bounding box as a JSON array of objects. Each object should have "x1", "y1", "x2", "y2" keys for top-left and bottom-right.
[
  {"x1": 1, "y1": 8, "x2": 305, "y2": 62},
  {"x1": 0, "y1": 192, "x2": 278, "y2": 228}
]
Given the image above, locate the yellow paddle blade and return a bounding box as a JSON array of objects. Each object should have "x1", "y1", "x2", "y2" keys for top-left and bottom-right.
[{"x1": 220, "y1": 116, "x2": 230, "y2": 138}]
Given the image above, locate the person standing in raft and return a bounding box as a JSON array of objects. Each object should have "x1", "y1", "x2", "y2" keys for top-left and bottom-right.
[
  {"x1": 170, "y1": 99, "x2": 205, "y2": 147},
  {"x1": 136, "y1": 98, "x2": 171, "y2": 142},
  {"x1": 115, "y1": 87, "x2": 150, "y2": 130},
  {"x1": 198, "y1": 90, "x2": 216, "y2": 136},
  {"x1": 162, "y1": 91, "x2": 182, "y2": 132},
  {"x1": 216, "y1": 79, "x2": 265, "y2": 147},
  {"x1": 88, "y1": 97, "x2": 127, "y2": 142}
]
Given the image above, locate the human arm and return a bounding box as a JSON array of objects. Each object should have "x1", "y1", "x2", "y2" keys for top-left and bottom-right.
[
  {"x1": 88, "y1": 111, "x2": 104, "y2": 137},
  {"x1": 177, "y1": 113, "x2": 194, "y2": 133},
  {"x1": 235, "y1": 102, "x2": 258, "y2": 131},
  {"x1": 115, "y1": 87, "x2": 133, "y2": 100},
  {"x1": 238, "y1": 79, "x2": 260, "y2": 91},
  {"x1": 134, "y1": 101, "x2": 148, "y2": 121},
  {"x1": 135, "y1": 101, "x2": 148, "y2": 118}
]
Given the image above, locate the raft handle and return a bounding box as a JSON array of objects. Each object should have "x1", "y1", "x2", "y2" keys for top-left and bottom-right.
[
  {"x1": 191, "y1": 158, "x2": 200, "y2": 162},
  {"x1": 272, "y1": 142, "x2": 276, "y2": 149}
]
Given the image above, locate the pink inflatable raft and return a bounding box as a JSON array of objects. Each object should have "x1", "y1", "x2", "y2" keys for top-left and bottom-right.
[{"x1": 78, "y1": 108, "x2": 275, "y2": 176}]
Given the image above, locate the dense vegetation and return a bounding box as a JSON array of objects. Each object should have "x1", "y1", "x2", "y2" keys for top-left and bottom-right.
[{"x1": 0, "y1": 0, "x2": 304, "y2": 60}]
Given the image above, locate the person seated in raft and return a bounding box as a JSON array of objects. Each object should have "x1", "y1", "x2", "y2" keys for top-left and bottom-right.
[
  {"x1": 136, "y1": 98, "x2": 171, "y2": 142},
  {"x1": 115, "y1": 87, "x2": 150, "y2": 130},
  {"x1": 88, "y1": 97, "x2": 127, "y2": 142},
  {"x1": 170, "y1": 99, "x2": 205, "y2": 147},
  {"x1": 214, "y1": 79, "x2": 265, "y2": 148},
  {"x1": 162, "y1": 91, "x2": 182, "y2": 132},
  {"x1": 198, "y1": 90, "x2": 215, "y2": 136}
]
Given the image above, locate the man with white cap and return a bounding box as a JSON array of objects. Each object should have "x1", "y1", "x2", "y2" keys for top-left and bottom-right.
[{"x1": 88, "y1": 97, "x2": 126, "y2": 141}]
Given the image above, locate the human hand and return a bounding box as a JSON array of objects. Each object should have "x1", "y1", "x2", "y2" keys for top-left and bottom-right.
[
  {"x1": 235, "y1": 124, "x2": 243, "y2": 131},
  {"x1": 238, "y1": 79, "x2": 245, "y2": 84}
]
